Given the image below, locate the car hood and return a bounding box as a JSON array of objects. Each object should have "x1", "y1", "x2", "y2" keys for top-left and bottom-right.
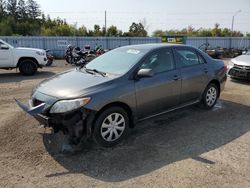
[
  {"x1": 232, "y1": 55, "x2": 250, "y2": 66},
  {"x1": 34, "y1": 69, "x2": 114, "y2": 99},
  {"x1": 15, "y1": 47, "x2": 45, "y2": 53}
]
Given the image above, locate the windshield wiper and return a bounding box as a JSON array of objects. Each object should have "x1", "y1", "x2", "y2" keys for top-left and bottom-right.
[
  {"x1": 90, "y1": 69, "x2": 107, "y2": 77},
  {"x1": 79, "y1": 66, "x2": 106, "y2": 77}
]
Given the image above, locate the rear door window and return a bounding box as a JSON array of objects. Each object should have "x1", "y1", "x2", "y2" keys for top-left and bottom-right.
[{"x1": 174, "y1": 48, "x2": 201, "y2": 68}]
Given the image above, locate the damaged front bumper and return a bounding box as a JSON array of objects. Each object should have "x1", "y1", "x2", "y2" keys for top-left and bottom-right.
[
  {"x1": 15, "y1": 98, "x2": 51, "y2": 127},
  {"x1": 15, "y1": 96, "x2": 96, "y2": 144}
]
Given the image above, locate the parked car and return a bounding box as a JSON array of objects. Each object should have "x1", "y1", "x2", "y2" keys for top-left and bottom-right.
[
  {"x1": 199, "y1": 43, "x2": 224, "y2": 59},
  {"x1": 228, "y1": 51, "x2": 250, "y2": 79},
  {"x1": 0, "y1": 39, "x2": 47, "y2": 75},
  {"x1": 16, "y1": 44, "x2": 227, "y2": 149}
]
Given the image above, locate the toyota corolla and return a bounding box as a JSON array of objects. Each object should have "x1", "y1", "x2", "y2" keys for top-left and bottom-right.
[
  {"x1": 228, "y1": 51, "x2": 250, "y2": 79},
  {"x1": 16, "y1": 44, "x2": 227, "y2": 149}
]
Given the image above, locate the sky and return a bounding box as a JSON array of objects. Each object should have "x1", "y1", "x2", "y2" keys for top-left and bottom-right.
[{"x1": 37, "y1": 0, "x2": 250, "y2": 35}]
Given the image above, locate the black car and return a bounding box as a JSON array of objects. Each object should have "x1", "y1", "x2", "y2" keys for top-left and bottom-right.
[{"x1": 16, "y1": 44, "x2": 227, "y2": 149}]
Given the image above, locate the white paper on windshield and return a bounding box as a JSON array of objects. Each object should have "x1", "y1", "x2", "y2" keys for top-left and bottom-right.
[{"x1": 127, "y1": 49, "x2": 140, "y2": 54}]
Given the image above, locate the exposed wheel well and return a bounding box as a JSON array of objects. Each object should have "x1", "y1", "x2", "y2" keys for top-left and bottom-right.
[
  {"x1": 17, "y1": 57, "x2": 39, "y2": 68},
  {"x1": 208, "y1": 79, "x2": 221, "y2": 97},
  {"x1": 94, "y1": 102, "x2": 135, "y2": 129}
]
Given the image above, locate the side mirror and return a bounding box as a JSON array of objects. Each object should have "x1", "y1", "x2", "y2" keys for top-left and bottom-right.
[
  {"x1": 0, "y1": 44, "x2": 9, "y2": 50},
  {"x1": 136, "y1": 68, "x2": 153, "y2": 79}
]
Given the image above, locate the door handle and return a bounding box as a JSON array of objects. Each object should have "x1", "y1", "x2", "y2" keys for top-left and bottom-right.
[
  {"x1": 173, "y1": 75, "x2": 180, "y2": 81},
  {"x1": 203, "y1": 68, "x2": 208, "y2": 73}
]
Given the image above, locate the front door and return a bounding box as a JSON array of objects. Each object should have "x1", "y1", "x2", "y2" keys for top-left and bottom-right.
[
  {"x1": 135, "y1": 48, "x2": 181, "y2": 119},
  {"x1": 0, "y1": 42, "x2": 12, "y2": 67}
]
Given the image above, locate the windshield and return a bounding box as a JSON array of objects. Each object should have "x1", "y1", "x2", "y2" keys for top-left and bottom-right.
[
  {"x1": 0, "y1": 40, "x2": 14, "y2": 48},
  {"x1": 85, "y1": 47, "x2": 148, "y2": 75}
]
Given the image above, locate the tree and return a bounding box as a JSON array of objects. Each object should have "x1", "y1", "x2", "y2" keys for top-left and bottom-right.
[
  {"x1": 153, "y1": 30, "x2": 165, "y2": 37},
  {"x1": 197, "y1": 28, "x2": 212, "y2": 37},
  {"x1": 6, "y1": 0, "x2": 18, "y2": 19},
  {"x1": 26, "y1": 0, "x2": 41, "y2": 19},
  {"x1": 77, "y1": 25, "x2": 88, "y2": 36},
  {"x1": 221, "y1": 28, "x2": 231, "y2": 37},
  {"x1": 0, "y1": 22, "x2": 13, "y2": 35},
  {"x1": 93, "y1": 24, "x2": 102, "y2": 36},
  {"x1": 17, "y1": 0, "x2": 27, "y2": 20},
  {"x1": 0, "y1": 0, "x2": 6, "y2": 20},
  {"x1": 187, "y1": 25, "x2": 195, "y2": 34},
  {"x1": 40, "y1": 13, "x2": 46, "y2": 24},
  {"x1": 152, "y1": 24, "x2": 244, "y2": 37},
  {"x1": 211, "y1": 23, "x2": 222, "y2": 37},
  {"x1": 128, "y1": 22, "x2": 147, "y2": 37},
  {"x1": 106, "y1": 25, "x2": 118, "y2": 36}
]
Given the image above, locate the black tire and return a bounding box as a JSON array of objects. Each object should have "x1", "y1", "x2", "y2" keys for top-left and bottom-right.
[
  {"x1": 93, "y1": 106, "x2": 129, "y2": 147},
  {"x1": 19, "y1": 59, "x2": 37, "y2": 76},
  {"x1": 46, "y1": 60, "x2": 53, "y2": 66},
  {"x1": 202, "y1": 83, "x2": 219, "y2": 109}
]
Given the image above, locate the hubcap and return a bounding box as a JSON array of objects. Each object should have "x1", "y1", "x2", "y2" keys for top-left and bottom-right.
[
  {"x1": 206, "y1": 87, "x2": 217, "y2": 106},
  {"x1": 101, "y1": 113, "x2": 125, "y2": 142}
]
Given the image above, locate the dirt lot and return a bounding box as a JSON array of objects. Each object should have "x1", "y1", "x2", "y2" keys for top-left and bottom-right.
[{"x1": 0, "y1": 60, "x2": 249, "y2": 188}]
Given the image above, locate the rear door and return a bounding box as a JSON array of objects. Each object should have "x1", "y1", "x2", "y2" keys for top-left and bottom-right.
[
  {"x1": 135, "y1": 48, "x2": 181, "y2": 119},
  {"x1": 173, "y1": 47, "x2": 209, "y2": 104}
]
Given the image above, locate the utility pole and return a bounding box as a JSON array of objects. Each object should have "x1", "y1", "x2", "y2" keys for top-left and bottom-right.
[
  {"x1": 105, "y1": 10, "x2": 107, "y2": 36},
  {"x1": 230, "y1": 10, "x2": 241, "y2": 49},
  {"x1": 231, "y1": 10, "x2": 241, "y2": 37}
]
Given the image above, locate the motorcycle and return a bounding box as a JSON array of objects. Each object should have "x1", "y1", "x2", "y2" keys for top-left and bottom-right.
[
  {"x1": 94, "y1": 44, "x2": 110, "y2": 56},
  {"x1": 45, "y1": 49, "x2": 54, "y2": 66},
  {"x1": 199, "y1": 43, "x2": 224, "y2": 59},
  {"x1": 64, "y1": 44, "x2": 74, "y2": 64},
  {"x1": 64, "y1": 45, "x2": 96, "y2": 66}
]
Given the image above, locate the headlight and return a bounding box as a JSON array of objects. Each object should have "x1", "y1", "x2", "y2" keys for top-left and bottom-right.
[
  {"x1": 50, "y1": 97, "x2": 91, "y2": 113},
  {"x1": 36, "y1": 51, "x2": 45, "y2": 56},
  {"x1": 228, "y1": 61, "x2": 234, "y2": 67}
]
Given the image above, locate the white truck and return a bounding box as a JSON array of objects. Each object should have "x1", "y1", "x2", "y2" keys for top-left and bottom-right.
[{"x1": 0, "y1": 39, "x2": 47, "y2": 75}]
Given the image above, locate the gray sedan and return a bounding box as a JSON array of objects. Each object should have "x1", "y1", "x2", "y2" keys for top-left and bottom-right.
[{"x1": 16, "y1": 44, "x2": 227, "y2": 148}]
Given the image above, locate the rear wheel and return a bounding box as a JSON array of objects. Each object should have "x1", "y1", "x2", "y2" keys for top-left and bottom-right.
[
  {"x1": 46, "y1": 59, "x2": 53, "y2": 66},
  {"x1": 202, "y1": 83, "x2": 219, "y2": 109},
  {"x1": 19, "y1": 59, "x2": 37, "y2": 76},
  {"x1": 93, "y1": 107, "x2": 129, "y2": 147}
]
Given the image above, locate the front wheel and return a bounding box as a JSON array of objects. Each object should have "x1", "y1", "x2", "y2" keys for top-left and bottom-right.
[
  {"x1": 19, "y1": 59, "x2": 37, "y2": 76},
  {"x1": 202, "y1": 83, "x2": 219, "y2": 109},
  {"x1": 93, "y1": 107, "x2": 129, "y2": 147}
]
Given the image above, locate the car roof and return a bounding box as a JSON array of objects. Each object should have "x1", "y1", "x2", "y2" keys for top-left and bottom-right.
[{"x1": 119, "y1": 43, "x2": 192, "y2": 50}]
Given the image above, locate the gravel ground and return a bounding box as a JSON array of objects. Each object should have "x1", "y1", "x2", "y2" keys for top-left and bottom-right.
[{"x1": 0, "y1": 60, "x2": 249, "y2": 188}]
